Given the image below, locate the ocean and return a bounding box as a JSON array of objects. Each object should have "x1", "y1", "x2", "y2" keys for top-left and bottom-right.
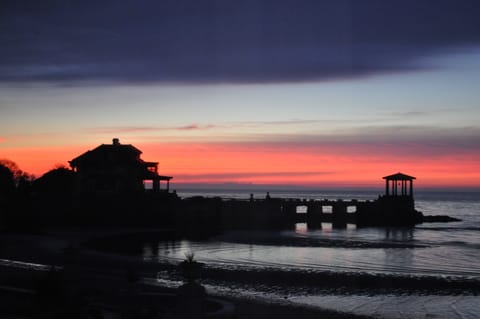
[
  {"x1": 147, "y1": 188, "x2": 480, "y2": 277},
  {"x1": 144, "y1": 188, "x2": 480, "y2": 319}
]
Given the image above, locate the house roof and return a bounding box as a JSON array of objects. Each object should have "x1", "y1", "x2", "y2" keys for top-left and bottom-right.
[
  {"x1": 69, "y1": 140, "x2": 142, "y2": 166},
  {"x1": 382, "y1": 172, "x2": 416, "y2": 181}
]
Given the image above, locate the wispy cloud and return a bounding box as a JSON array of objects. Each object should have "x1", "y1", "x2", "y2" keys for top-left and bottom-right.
[
  {"x1": 86, "y1": 126, "x2": 159, "y2": 134},
  {"x1": 87, "y1": 124, "x2": 219, "y2": 134},
  {"x1": 208, "y1": 125, "x2": 480, "y2": 159},
  {"x1": 86, "y1": 120, "x2": 333, "y2": 135},
  {"x1": 176, "y1": 124, "x2": 217, "y2": 130},
  {"x1": 387, "y1": 111, "x2": 431, "y2": 118},
  {"x1": 264, "y1": 125, "x2": 480, "y2": 142},
  {"x1": 228, "y1": 119, "x2": 335, "y2": 128},
  {"x1": 88, "y1": 123, "x2": 480, "y2": 157}
]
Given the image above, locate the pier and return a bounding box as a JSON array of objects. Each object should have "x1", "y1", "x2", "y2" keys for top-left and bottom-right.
[{"x1": 179, "y1": 173, "x2": 424, "y2": 231}]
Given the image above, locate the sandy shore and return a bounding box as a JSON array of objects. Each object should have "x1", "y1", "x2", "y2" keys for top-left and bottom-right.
[
  {"x1": 2, "y1": 229, "x2": 479, "y2": 318},
  {"x1": 226, "y1": 297, "x2": 373, "y2": 319},
  {"x1": 0, "y1": 230, "x2": 375, "y2": 319},
  {"x1": 84, "y1": 230, "x2": 480, "y2": 295}
]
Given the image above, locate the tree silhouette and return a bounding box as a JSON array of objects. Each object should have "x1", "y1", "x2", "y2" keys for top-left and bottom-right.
[
  {"x1": 0, "y1": 162, "x2": 15, "y2": 198},
  {"x1": 0, "y1": 159, "x2": 34, "y2": 190}
]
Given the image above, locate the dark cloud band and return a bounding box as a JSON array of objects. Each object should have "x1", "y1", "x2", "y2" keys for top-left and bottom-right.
[{"x1": 1, "y1": 0, "x2": 479, "y2": 84}]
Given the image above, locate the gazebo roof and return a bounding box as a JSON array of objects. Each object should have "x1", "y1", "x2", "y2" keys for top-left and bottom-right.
[{"x1": 382, "y1": 172, "x2": 416, "y2": 181}]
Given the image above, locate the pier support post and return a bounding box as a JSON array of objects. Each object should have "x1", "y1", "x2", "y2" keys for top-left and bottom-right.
[
  {"x1": 307, "y1": 201, "x2": 322, "y2": 229},
  {"x1": 332, "y1": 202, "x2": 347, "y2": 229}
]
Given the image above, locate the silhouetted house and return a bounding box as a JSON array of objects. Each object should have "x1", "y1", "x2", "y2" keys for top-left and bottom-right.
[{"x1": 69, "y1": 138, "x2": 172, "y2": 195}]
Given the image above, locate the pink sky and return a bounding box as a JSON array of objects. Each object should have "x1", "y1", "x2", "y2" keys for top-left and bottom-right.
[{"x1": 3, "y1": 139, "x2": 480, "y2": 189}]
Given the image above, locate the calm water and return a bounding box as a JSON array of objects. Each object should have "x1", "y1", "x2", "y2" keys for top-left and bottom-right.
[
  {"x1": 144, "y1": 189, "x2": 480, "y2": 278},
  {"x1": 143, "y1": 189, "x2": 480, "y2": 318}
]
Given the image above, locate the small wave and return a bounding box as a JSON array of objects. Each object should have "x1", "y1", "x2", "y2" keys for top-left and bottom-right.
[
  {"x1": 156, "y1": 260, "x2": 480, "y2": 296},
  {"x1": 0, "y1": 259, "x2": 62, "y2": 271},
  {"x1": 417, "y1": 226, "x2": 480, "y2": 232},
  {"x1": 439, "y1": 241, "x2": 480, "y2": 250},
  {"x1": 439, "y1": 240, "x2": 469, "y2": 246},
  {"x1": 215, "y1": 233, "x2": 426, "y2": 249}
]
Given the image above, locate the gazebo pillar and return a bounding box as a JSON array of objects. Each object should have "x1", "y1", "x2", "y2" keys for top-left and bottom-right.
[{"x1": 383, "y1": 173, "x2": 416, "y2": 198}]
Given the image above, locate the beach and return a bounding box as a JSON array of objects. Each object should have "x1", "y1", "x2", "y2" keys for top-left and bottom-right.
[
  {"x1": 2, "y1": 226, "x2": 479, "y2": 319},
  {"x1": 0, "y1": 231, "x2": 375, "y2": 319}
]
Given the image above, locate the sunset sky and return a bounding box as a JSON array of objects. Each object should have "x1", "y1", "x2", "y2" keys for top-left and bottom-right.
[{"x1": 1, "y1": 0, "x2": 480, "y2": 188}]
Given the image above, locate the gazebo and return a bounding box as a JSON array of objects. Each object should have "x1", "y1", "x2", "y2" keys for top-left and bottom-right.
[{"x1": 383, "y1": 172, "x2": 415, "y2": 197}]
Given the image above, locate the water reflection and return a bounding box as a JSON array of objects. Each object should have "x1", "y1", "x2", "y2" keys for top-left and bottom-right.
[
  {"x1": 385, "y1": 228, "x2": 414, "y2": 242},
  {"x1": 142, "y1": 245, "x2": 153, "y2": 259},
  {"x1": 383, "y1": 247, "x2": 414, "y2": 273},
  {"x1": 139, "y1": 224, "x2": 480, "y2": 278},
  {"x1": 381, "y1": 228, "x2": 415, "y2": 272},
  {"x1": 295, "y1": 222, "x2": 308, "y2": 235},
  {"x1": 295, "y1": 222, "x2": 357, "y2": 234},
  {"x1": 321, "y1": 223, "x2": 332, "y2": 232}
]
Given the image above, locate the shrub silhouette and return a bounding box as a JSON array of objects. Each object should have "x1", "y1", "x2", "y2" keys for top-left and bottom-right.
[{"x1": 0, "y1": 163, "x2": 15, "y2": 197}]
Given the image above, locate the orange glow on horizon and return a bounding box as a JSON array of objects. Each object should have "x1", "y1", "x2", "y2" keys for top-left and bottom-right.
[{"x1": 2, "y1": 141, "x2": 480, "y2": 188}]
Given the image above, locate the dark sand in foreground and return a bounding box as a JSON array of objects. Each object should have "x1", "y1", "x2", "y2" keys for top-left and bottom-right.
[
  {"x1": 4, "y1": 230, "x2": 479, "y2": 318},
  {"x1": 0, "y1": 231, "x2": 374, "y2": 318}
]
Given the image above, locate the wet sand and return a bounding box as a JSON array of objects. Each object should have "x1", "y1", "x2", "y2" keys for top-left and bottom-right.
[
  {"x1": 85, "y1": 230, "x2": 480, "y2": 295},
  {"x1": 0, "y1": 231, "x2": 373, "y2": 319},
  {"x1": 231, "y1": 297, "x2": 373, "y2": 319},
  {"x1": 1, "y1": 230, "x2": 479, "y2": 318}
]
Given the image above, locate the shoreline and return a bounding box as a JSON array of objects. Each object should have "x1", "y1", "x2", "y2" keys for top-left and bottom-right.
[
  {"x1": 0, "y1": 231, "x2": 376, "y2": 319},
  {"x1": 3, "y1": 230, "x2": 480, "y2": 294},
  {"x1": 83, "y1": 229, "x2": 480, "y2": 294},
  {"x1": 1, "y1": 229, "x2": 479, "y2": 318}
]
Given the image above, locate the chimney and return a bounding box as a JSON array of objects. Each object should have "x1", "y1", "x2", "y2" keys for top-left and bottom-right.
[{"x1": 112, "y1": 138, "x2": 120, "y2": 145}]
